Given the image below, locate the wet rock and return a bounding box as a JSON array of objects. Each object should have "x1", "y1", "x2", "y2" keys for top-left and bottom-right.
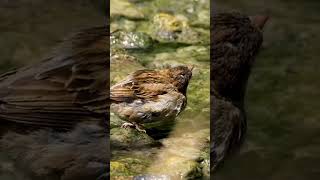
[
  {"x1": 110, "y1": 127, "x2": 157, "y2": 148},
  {"x1": 148, "y1": 45, "x2": 209, "y2": 69},
  {"x1": 133, "y1": 175, "x2": 171, "y2": 180},
  {"x1": 111, "y1": 19, "x2": 137, "y2": 32},
  {"x1": 151, "y1": 13, "x2": 204, "y2": 44},
  {"x1": 110, "y1": 127, "x2": 158, "y2": 177},
  {"x1": 110, "y1": 48, "x2": 144, "y2": 84},
  {"x1": 146, "y1": 129, "x2": 210, "y2": 179},
  {"x1": 148, "y1": 157, "x2": 202, "y2": 179},
  {"x1": 110, "y1": 110, "x2": 158, "y2": 148},
  {"x1": 110, "y1": 0, "x2": 144, "y2": 19},
  {"x1": 191, "y1": 9, "x2": 210, "y2": 28},
  {"x1": 110, "y1": 157, "x2": 152, "y2": 177},
  {"x1": 110, "y1": 161, "x2": 131, "y2": 177},
  {"x1": 111, "y1": 31, "x2": 154, "y2": 50},
  {"x1": 198, "y1": 141, "x2": 210, "y2": 179},
  {"x1": 152, "y1": 13, "x2": 184, "y2": 41},
  {"x1": 110, "y1": 113, "x2": 126, "y2": 129}
]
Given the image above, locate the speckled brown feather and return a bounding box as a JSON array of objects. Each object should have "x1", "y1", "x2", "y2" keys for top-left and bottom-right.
[
  {"x1": 0, "y1": 27, "x2": 109, "y2": 129},
  {"x1": 110, "y1": 68, "x2": 184, "y2": 102}
]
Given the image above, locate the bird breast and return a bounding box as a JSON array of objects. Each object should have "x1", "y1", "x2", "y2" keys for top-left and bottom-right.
[{"x1": 110, "y1": 91, "x2": 186, "y2": 124}]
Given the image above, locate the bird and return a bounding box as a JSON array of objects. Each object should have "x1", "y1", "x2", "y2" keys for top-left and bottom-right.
[
  {"x1": 110, "y1": 65, "x2": 193, "y2": 133},
  {"x1": 0, "y1": 26, "x2": 109, "y2": 129},
  {"x1": 0, "y1": 26, "x2": 110, "y2": 180},
  {"x1": 210, "y1": 12, "x2": 268, "y2": 171}
]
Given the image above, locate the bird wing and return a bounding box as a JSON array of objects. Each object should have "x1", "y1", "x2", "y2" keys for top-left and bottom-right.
[
  {"x1": 0, "y1": 27, "x2": 109, "y2": 128},
  {"x1": 211, "y1": 95, "x2": 244, "y2": 171},
  {"x1": 110, "y1": 69, "x2": 173, "y2": 102}
]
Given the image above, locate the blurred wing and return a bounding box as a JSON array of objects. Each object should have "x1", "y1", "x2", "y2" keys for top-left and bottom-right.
[
  {"x1": 110, "y1": 70, "x2": 171, "y2": 102},
  {"x1": 0, "y1": 27, "x2": 109, "y2": 128},
  {"x1": 211, "y1": 95, "x2": 243, "y2": 171}
]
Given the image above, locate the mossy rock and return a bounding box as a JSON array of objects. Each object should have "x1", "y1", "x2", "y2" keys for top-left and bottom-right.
[
  {"x1": 110, "y1": 48, "x2": 144, "y2": 84},
  {"x1": 151, "y1": 13, "x2": 207, "y2": 44},
  {"x1": 147, "y1": 158, "x2": 203, "y2": 179},
  {"x1": 110, "y1": 157, "x2": 151, "y2": 177},
  {"x1": 110, "y1": 0, "x2": 144, "y2": 20},
  {"x1": 111, "y1": 31, "x2": 154, "y2": 50},
  {"x1": 148, "y1": 45, "x2": 209, "y2": 69},
  {"x1": 110, "y1": 113, "x2": 126, "y2": 129},
  {"x1": 110, "y1": 127, "x2": 157, "y2": 148}
]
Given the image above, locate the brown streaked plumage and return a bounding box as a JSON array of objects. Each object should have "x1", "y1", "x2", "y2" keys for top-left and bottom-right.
[
  {"x1": 0, "y1": 26, "x2": 110, "y2": 180},
  {"x1": 211, "y1": 13, "x2": 268, "y2": 171},
  {"x1": 111, "y1": 65, "x2": 193, "y2": 132},
  {"x1": 0, "y1": 27, "x2": 109, "y2": 129}
]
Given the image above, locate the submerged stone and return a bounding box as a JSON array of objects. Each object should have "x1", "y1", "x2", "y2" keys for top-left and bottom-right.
[
  {"x1": 151, "y1": 13, "x2": 204, "y2": 44},
  {"x1": 111, "y1": 127, "x2": 157, "y2": 148},
  {"x1": 110, "y1": 48, "x2": 144, "y2": 84},
  {"x1": 111, "y1": 31, "x2": 154, "y2": 50},
  {"x1": 148, "y1": 45, "x2": 209, "y2": 69}
]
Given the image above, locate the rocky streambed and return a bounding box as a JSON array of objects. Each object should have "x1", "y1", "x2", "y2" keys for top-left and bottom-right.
[{"x1": 110, "y1": 0, "x2": 210, "y2": 179}]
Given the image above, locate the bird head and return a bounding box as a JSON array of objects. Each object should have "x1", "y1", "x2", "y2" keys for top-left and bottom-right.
[
  {"x1": 211, "y1": 12, "x2": 267, "y2": 61},
  {"x1": 211, "y1": 12, "x2": 268, "y2": 104},
  {"x1": 168, "y1": 65, "x2": 193, "y2": 95}
]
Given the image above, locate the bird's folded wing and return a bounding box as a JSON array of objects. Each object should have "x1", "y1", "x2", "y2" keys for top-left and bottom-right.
[
  {"x1": 110, "y1": 70, "x2": 172, "y2": 102},
  {"x1": 211, "y1": 95, "x2": 243, "y2": 170},
  {"x1": 0, "y1": 27, "x2": 109, "y2": 128}
]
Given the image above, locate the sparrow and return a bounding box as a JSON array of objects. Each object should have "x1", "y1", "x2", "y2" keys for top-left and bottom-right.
[
  {"x1": 0, "y1": 26, "x2": 109, "y2": 129},
  {"x1": 110, "y1": 65, "x2": 193, "y2": 133},
  {"x1": 0, "y1": 26, "x2": 110, "y2": 180},
  {"x1": 210, "y1": 13, "x2": 268, "y2": 171}
]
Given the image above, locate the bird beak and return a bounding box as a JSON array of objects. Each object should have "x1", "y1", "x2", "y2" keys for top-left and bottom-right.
[
  {"x1": 187, "y1": 65, "x2": 194, "y2": 71},
  {"x1": 250, "y1": 15, "x2": 269, "y2": 30}
]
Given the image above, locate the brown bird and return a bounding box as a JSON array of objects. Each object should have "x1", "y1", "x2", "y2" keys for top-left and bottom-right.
[
  {"x1": 210, "y1": 13, "x2": 268, "y2": 171},
  {"x1": 0, "y1": 26, "x2": 109, "y2": 129},
  {"x1": 0, "y1": 26, "x2": 110, "y2": 180},
  {"x1": 110, "y1": 65, "x2": 193, "y2": 133}
]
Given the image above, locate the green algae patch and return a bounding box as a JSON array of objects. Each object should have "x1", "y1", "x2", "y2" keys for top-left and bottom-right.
[{"x1": 110, "y1": 157, "x2": 152, "y2": 177}]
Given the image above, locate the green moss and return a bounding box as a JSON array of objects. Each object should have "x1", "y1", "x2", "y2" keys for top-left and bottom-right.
[{"x1": 110, "y1": 157, "x2": 152, "y2": 176}]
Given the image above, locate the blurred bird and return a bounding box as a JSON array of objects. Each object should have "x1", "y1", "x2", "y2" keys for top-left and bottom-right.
[
  {"x1": 0, "y1": 26, "x2": 109, "y2": 129},
  {"x1": 110, "y1": 65, "x2": 193, "y2": 133},
  {"x1": 211, "y1": 13, "x2": 268, "y2": 171},
  {"x1": 0, "y1": 122, "x2": 109, "y2": 180},
  {"x1": 0, "y1": 26, "x2": 110, "y2": 180}
]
